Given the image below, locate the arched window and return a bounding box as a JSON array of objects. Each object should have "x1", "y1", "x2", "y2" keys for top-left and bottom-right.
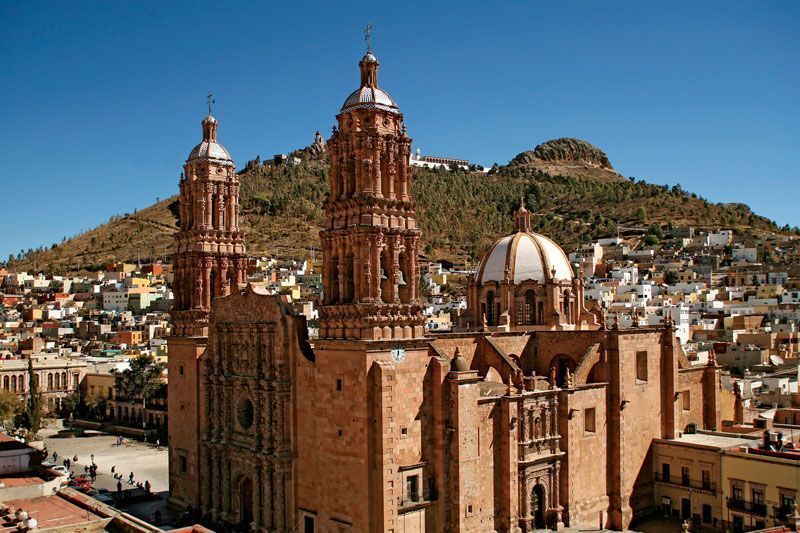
[
  {"x1": 2, "y1": 376, "x2": 8, "y2": 390},
  {"x1": 18, "y1": 374, "x2": 25, "y2": 392},
  {"x1": 61, "y1": 372, "x2": 67, "y2": 390},
  {"x1": 11, "y1": 375, "x2": 16, "y2": 391},
  {"x1": 562, "y1": 290, "x2": 570, "y2": 322},
  {"x1": 47, "y1": 373, "x2": 53, "y2": 390},
  {"x1": 486, "y1": 291, "x2": 497, "y2": 326},
  {"x1": 524, "y1": 290, "x2": 535, "y2": 325},
  {"x1": 34, "y1": 374, "x2": 39, "y2": 388},
  {"x1": 54, "y1": 373, "x2": 60, "y2": 390}
]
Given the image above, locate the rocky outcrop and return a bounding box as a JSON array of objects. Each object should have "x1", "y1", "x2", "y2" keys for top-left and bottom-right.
[{"x1": 510, "y1": 138, "x2": 614, "y2": 169}]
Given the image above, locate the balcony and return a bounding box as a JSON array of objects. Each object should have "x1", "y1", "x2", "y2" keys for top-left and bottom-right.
[
  {"x1": 727, "y1": 497, "x2": 767, "y2": 516},
  {"x1": 398, "y1": 489, "x2": 436, "y2": 513},
  {"x1": 654, "y1": 472, "x2": 717, "y2": 494},
  {"x1": 773, "y1": 504, "x2": 795, "y2": 524}
]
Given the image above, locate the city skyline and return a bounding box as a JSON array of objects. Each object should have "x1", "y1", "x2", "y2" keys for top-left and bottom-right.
[{"x1": 2, "y1": 1, "x2": 799, "y2": 260}]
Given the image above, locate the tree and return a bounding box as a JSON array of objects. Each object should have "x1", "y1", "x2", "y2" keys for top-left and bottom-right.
[
  {"x1": 664, "y1": 270, "x2": 679, "y2": 285},
  {"x1": 117, "y1": 354, "x2": 166, "y2": 428},
  {"x1": 0, "y1": 389, "x2": 23, "y2": 428},
  {"x1": 635, "y1": 206, "x2": 647, "y2": 224},
  {"x1": 60, "y1": 391, "x2": 80, "y2": 419},
  {"x1": 16, "y1": 358, "x2": 44, "y2": 438}
]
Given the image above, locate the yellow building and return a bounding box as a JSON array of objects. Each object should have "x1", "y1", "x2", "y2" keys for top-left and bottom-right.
[
  {"x1": 652, "y1": 432, "x2": 756, "y2": 529},
  {"x1": 721, "y1": 431, "x2": 800, "y2": 532}
]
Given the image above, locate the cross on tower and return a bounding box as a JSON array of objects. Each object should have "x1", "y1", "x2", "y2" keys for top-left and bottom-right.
[
  {"x1": 364, "y1": 22, "x2": 372, "y2": 53},
  {"x1": 206, "y1": 91, "x2": 215, "y2": 115}
]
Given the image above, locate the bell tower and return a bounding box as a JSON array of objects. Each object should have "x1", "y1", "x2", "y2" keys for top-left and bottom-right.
[
  {"x1": 319, "y1": 51, "x2": 424, "y2": 340},
  {"x1": 172, "y1": 113, "x2": 247, "y2": 336},
  {"x1": 168, "y1": 109, "x2": 246, "y2": 511}
]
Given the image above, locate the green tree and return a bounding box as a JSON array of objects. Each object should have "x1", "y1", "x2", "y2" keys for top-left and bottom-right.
[
  {"x1": 0, "y1": 389, "x2": 23, "y2": 428},
  {"x1": 635, "y1": 206, "x2": 647, "y2": 224},
  {"x1": 16, "y1": 358, "x2": 44, "y2": 438},
  {"x1": 60, "y1": 391, "x2": 80, "y2": 419},
  {"x1": 664, "y1": 270, "x2": 679, "y2": 284},
  {"x1": 117, "y1": 354, "x2": 166, "y2": 428}
]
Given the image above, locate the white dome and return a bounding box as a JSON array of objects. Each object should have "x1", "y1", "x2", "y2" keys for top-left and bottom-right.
[
  {"x1": 477, "y1": 231, "x2": 573, "y2": 284},
  {"x1": 341, "y1": 86, "x2": 399, "y2": 114},
  {"x1": 187, "y1": 141, "x2": 232, "y2": 162}
]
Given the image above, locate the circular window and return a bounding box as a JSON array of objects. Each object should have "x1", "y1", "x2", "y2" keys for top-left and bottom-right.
[{"x1": 237, "y1": 398, "x2": 254, "y2": 429}]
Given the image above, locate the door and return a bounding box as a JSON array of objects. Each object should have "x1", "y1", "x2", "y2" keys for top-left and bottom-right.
[
  {"x1": 533, "y1": 484, "x2": 546, "y2": 529},
  {"x1": 239, "y1": 477, "x2": 254, "y2": 529},
  {"x1": 681, "y1": 498, "x2": 691, "y2": 520}
]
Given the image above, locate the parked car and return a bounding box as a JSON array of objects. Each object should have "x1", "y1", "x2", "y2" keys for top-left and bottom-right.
[{"x1": 51, "y1": 466, "x2": 69, "y2": 476}]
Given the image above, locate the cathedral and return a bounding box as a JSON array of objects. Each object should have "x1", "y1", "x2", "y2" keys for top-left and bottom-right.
[{"x1": 167, "y1": 47, "x2": 734, "y2": 532}]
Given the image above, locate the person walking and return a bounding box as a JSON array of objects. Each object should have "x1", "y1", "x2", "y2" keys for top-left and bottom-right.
[
  {"x1": 52, "y1": 451, "x2": 58, "y2": 463},
  {"x1": 90, "y1": 454, "x2": 94, "y2": 463},
  {"x1": 128, "y1": 471, "x2": 134, "y2": 484},
  {"x1": 117, "y1": 480, "x2": 122, "y2": 493},
  {"x1": 111, "y1": 465, "x2": 115, "y2": 474},
  {"x1": 144, "y1": 480, "x2": 151, "y2": 493}
]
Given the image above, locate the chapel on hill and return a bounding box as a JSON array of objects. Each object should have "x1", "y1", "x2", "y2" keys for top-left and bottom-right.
[{"x1": 167, "y1": 46, "x2": 735, "y2": 532}]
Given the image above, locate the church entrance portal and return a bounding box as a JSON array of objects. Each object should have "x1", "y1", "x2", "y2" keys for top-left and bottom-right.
[
  {"x1": 533, "y1": 483, "x2": 546, "y2": 529},
  {"x1": 239, "y1": 476, "x2": 254, "y2": 530}
]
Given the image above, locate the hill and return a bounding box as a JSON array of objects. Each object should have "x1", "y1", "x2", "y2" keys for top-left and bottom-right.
[{"x1": 7, "y1": 139, "x2": 784, "y2": 274}]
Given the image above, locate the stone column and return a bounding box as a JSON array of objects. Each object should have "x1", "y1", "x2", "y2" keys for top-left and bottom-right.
[
  {"x1": 202, "y1": 257, "x2": 213, "y2": 308},
  {"x1": 374, "y1": 142, "x2": 383, "y2": 197}
]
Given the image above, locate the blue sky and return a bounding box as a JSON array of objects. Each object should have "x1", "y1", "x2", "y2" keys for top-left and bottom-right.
[{"x1": 1, "y1": 1, "x2": 798, "y2": 260}]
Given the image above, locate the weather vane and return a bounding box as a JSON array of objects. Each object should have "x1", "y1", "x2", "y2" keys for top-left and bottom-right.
[
  {"x1": 206, "y1": 91, "x2": 215, "y2": 115},
  {"x1": 364, "y1": 22, "x2": 373, "y2": 53}
]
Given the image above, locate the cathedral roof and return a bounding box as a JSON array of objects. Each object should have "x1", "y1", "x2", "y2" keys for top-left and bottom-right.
[
  {"x1": 342, "y1": 86, "x2": 399, "y2": 114},
  {"x1": 187, "y1": 141, "x2": 232, "y2": 162},
  {"x1": 187, "y1": 114, "x2": 233, "y2": 163},
  {"x1": 340, "y1": 52, "x2": 400, "y2": 115},
  {"x1": 476, "y1": 230, "x2": 574, "y2": 285}
]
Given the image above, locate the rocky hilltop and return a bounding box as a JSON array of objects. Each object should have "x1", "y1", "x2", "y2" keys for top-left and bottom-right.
[
  {"x1": 509, "y1": 138, "x2": 623, "y2": 181},
  {"x1": 6, "y1": 138, "x2": 783, "y2": 274}
]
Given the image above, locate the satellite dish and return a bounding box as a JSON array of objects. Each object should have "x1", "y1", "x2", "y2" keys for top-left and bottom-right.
[{"x1": 770, "y1": 355, "x2": 784, "y2": 366}]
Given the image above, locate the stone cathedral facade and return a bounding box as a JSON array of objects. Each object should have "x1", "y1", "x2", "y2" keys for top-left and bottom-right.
[{"x1": 168, "y1": 49, "x2": 735, "y2": 532}]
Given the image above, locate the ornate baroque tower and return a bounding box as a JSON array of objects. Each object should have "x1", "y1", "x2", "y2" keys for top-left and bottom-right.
[
  {"x1": 168, "y1": 111, "x2": 246, "y2": 510},
  {"x1": 319, "y1": 51, "x2": 425, "y2": 340},
  {"x1": 172, "y1": 113, "x2": 247, "y2": 336}
]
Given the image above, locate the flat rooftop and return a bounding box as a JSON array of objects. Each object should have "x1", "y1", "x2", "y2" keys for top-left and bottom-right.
[
  {"x1": 669, "y1": 432, "x2": 755, "y2": 449},
  {"x1": 0, "y1": 495, "x2": 105, "y2": 532}
]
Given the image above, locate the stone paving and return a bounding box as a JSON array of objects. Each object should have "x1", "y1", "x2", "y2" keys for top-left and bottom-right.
[{"x1": 39, "y1": 427, "x2": 173, "y2": 528}]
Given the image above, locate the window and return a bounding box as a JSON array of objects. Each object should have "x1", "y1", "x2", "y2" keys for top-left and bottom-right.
[
  {"x1": 406, "y1": 475, "x2": 419, "y2": 503},
  {"x1": 681, "y1": 466, "x2": 690, "y2": 487},
  {"x1": 752, "y1": 488, "x2": 764, "y2": 505},
  {"x1": 661, "y1": 463, "x2": 671, "y2": 482},
  {"x1": 401, "y1": 427, "x2": 408, "y2": 437},
  {"x1": 636, "y1": 351, "x2": 648, "y2": 382},
  {"x1": 732, "y1": 484, "x2": 743, "y2": 502},
  {"x1": 335, "y1": 378, "x2": 343, "y2": 392},
  {"x1": 179, "y1": 455, "x2": 187, "y2": 474},
  {"x1": 682, "y1": 391, "x2": 691, "y2": 411},
  {"x1": 702, "y1": 504, "x2": 712, "y2": 523},
  {"x1": 303, "y1": 515, "x2": 315, "y2": 533},
  {"x1": 584, "y1": 408, "x2": 596, "y2": 434},
  {"x1": 179, "y1": 364, "x2": 184, "y2": 376},
  {"x1": 524, "y1": 290, "x2": 535, "y2": 325},
  {"x1": 701, "y1": 469, "x2": 711, "y2": 490}
]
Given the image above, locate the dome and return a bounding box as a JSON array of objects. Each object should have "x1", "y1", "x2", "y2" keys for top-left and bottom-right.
[
  {"x1": 340, "y1": 51, "x2": 401, "y2": 114},
  {"x1": 187, "y1": 114, "x2": 233, "y2": 163},
  {"x1": 341, "y1": 86, "x2": 399, "y2": 114},
  {"x1": 476, "y1": 231, "x2": 573, "y2": 285},
  {"x1": 187, "y1": 141, "x2": 232, "y2": 162}
]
